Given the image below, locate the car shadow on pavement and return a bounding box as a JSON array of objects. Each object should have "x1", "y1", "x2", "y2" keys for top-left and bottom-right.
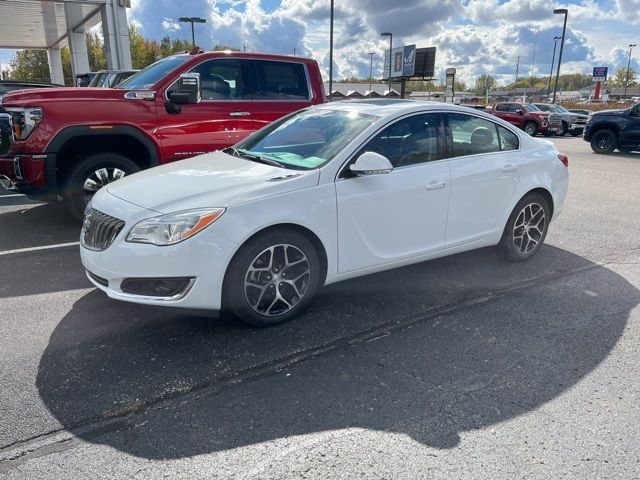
[{"x1": 35, "y1": 245, "x2": 639, "y2": 458}]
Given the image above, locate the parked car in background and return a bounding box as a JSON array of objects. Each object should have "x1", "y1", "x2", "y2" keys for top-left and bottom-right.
[
  {"x1": 0, "y1": 51, "x2": 325, "y2": 218},
  {"x1": 88, "y1": 70, "x2": 139, "y2": 88},
  {"x1": 80, "y1": 100, "x2": 569, "y2": 326},
  {"x1": 0, "y1": 80, "x2": 59, "y2": 99},
  {"x1": 489, "y1": 102, "x2": 562, "y2": 136},
  {"x1": 584, "y1": 103, "x2": 640, "y2": 153},
  {"x1": 532, "y1": 103, "x2": 586, "y2": 136},
  {"x1": 567, "y1": 108, "x2": 592, "y2": 117},
  {"x1": 75, "y1": 73, "x2": 97, "y2": 87}
]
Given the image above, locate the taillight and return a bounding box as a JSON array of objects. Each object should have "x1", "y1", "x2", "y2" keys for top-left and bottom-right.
[{"x1": 558, "y1": 153, "x2": 569, "y2": 168}]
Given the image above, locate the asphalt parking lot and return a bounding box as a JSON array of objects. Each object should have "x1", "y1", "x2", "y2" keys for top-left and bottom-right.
[{"x1": 1, "y1": 136, "x2": 639, "y2": 479}]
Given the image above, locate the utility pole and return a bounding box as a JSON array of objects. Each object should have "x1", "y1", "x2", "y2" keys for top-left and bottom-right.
[
  {"x1": 552, "y1": 8, "x2": 568, "y2": 103},
  {"x1": 624, "y1": 44, "x2": 637, "y2": 100},
  {"x1": 369, "y1": 52, "x2": 375, "y2": 96},
  {"x1": 179, "y1": 17, "x2": 207, "y2": 48},
  {"x1": 328, "y1": 0, "x2": 334, "y2": 101},
  {"x1": 292, "y1": 48, "x2": 296, "y2": 57},
  {"x1": 513, "y1": 56, "x2": 520, "y2": 100},
  {"x1": 547, "y1": 36, "x2": 561, "y2": 99}
]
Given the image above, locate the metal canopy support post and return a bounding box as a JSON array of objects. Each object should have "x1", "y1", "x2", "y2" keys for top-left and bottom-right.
[
  {"x1": 47, "y1": 47, "x2": 65, "y2": 85},
  {"x1": 101, "y1": 0, "x2": 132, "y2": 70},
  {"x1": 64, "y1": 2, "x2": 91, "y2": 78}
]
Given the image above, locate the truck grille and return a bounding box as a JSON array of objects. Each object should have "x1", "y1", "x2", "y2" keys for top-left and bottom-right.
[
  {"x1": 81, "y1": 208, "x2": 125, "y2": 251},
  {"x1": 548, "y1": 113, "x2": 562, "y2": 125}
]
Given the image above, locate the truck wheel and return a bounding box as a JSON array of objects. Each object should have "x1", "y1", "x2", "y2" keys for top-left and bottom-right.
[
  {"x1": 556, "y1": 122, "x2": 567, "y2": 136},
  {"x1": 590, "y1": 130, "x2": 617, "y2": 154},
  {"x1": 523, "y1": 122, "x2": 538, "y2": 136},
  {"x1": 64, "y1": 152, "x2": 140, "y2": 220}
]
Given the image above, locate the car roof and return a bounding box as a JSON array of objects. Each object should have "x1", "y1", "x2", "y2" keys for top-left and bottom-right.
[{"x1": 314, "y1": 99, "x2": 497, "y2": 118}]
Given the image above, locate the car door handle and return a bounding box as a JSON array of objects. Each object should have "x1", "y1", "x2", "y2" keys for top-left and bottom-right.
[
  {"x1": 425, "y1": 181, "x2": 446, "y2": 190},
  {"x1": 230, "y1": 111, "x2": 251, "y2": 117},
  {"x1": 501, "y1": 164, "x2": 517, "y2": 172}
]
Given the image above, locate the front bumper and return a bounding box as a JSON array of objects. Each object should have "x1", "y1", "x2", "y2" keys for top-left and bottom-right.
[
  {"x1": 0, "y1": 153, "x2": 55, "y2": 196},
  {"x1": 80, "y1": 191, "x2": 239, "y2": 311}
]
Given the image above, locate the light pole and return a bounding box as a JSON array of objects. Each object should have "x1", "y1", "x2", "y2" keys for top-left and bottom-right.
[
  {"x1": 552, "y1": 8, "x2": 568, "y2": 103},
  {"x1": 328, "y1": 0, "x2": 334, "y2": 101},
  {"x1": 547, "y1": 36, "x2": 561, "y2": 99},
  {"x1": 381, "y1": 32, "x2": 392, "y2": 97},
  {"x1": 292, "y1": 48, "x2": 296, "y2": 57},
  {"x1": 624, "y1": 44, "x2": 637, "y2": 100},
  {"x1": 369, "y1": 52, "x2": 375, "y2": 96},
  {"x1": 179, "y1": 17, "x2": 207, "y2": 48}
]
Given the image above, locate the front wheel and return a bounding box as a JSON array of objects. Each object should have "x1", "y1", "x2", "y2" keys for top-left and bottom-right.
[
  {"x1": 523, "y1": 122, "x2": 538, "y2": 136},
  {"x1": 64, "y1": 152, "x2": 140, "y2": 219},
  {"x1": 223, "y1": 230, "x2": 322, "y2": 327},
  {"x1": 498, "y1": 193, "x2": 551, "y2": 262},
  {"x1": 556, "y1": 122, "x2": 567, "y2": 136},
  {"x1": 590, "y1": 129, "x2": 617, "y2": 154}
]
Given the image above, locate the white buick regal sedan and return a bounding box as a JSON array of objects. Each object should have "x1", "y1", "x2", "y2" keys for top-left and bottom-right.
[{"x1": 81, "y1": 100, "x2": 569, "y2": 326}]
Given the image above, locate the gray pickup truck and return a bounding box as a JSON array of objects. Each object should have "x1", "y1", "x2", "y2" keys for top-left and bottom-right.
[{"x1": 532, "y1": 103, "x2": 587, "y2": 136}]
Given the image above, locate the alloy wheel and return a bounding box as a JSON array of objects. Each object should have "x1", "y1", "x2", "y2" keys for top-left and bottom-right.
[
  {"x1": 83, "y1": 167, "x2": 126, "y2": 201},
  {"x1": 597, "y1": 136, "x2": 613, "y2": 151},
  {"x1": 244, "y1": 244, "x2": 311, "y2": 317},
  {"x1": 525, "y1": 124, "x2": 536, "y2": 135},
  {"x1": 513, "y1": 202, "x2": 546, "y2": 254}
]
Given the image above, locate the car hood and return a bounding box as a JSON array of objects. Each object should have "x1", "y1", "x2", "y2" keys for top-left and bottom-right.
[
  {"x1": 592, "y1": 108, "x2": 626, "y2": 116},
  {"x1": 105, "y1": 151, "x2": 320, "y2": 213},
  {"x1": 0, "y1": 87, "x2": 138, "y2": 107}
]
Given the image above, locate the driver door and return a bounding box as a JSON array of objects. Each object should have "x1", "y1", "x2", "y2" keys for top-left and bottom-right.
[{"x1": 335, "y1": 113, "x2": 450, "y2": 273}]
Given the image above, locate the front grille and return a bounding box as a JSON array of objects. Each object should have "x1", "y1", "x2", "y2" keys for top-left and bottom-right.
[
  {"x1": 81, "y1": 208, "x2": 125, "y2": 251},
  {"x1": 548, "y1": 113, "x2": 562, "y2": 125}
]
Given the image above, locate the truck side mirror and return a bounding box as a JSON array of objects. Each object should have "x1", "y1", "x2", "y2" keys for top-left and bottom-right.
[
  {"x1": 515, "y1": 109, "x2": 523, "y2": 115},
  {"x1": 168, "y1": 73, "x2": 201, "y2": 105}
]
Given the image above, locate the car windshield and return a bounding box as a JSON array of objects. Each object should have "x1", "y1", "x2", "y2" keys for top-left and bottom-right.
[
  {"x1": 523, "y1": 104, "x2": 540, "y2": 112},
  {"x1": 116, "y1": 55, "x2": 191, "y2": 89},
  {"x1": 553, "y1": 105, "x2": 570, "y2": 113},
  {"x1": 234, "y1": 108, "x2": 379, "y2": 170}
]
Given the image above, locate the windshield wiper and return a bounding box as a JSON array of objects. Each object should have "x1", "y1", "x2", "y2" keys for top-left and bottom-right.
[{"x1": 224, "y1": 148, "x2": 286, "y2": 168}]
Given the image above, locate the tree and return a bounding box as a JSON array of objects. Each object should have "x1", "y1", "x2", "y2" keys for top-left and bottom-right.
[
  {"x1": 8, "y1": 50, "x2": 51, "y2": 83},
  {"x1": 610, "y1": 67, "x2": 637, "y2": 88},
  {"x1": 474, "y1": 74, "x2": 497, "y2": 95}
]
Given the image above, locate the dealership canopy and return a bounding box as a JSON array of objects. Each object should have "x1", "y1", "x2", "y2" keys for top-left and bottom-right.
[{"x1": 0, "y1": 0, "x2": 132, "y2": 84}]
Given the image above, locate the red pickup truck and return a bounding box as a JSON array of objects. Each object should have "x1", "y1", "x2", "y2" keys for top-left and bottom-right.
[
  {"x1": 489, "y1": 102, "x2": 562, "y2": 137},
  {"x1": 0, "y1": 51, "x2": 325, "y2": 217}
]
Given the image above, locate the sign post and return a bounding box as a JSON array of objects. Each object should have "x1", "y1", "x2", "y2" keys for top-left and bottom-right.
[
  {"x1": 445, "y1": 68, "x2": 456, "y2": 103},
  {"x1": 592, "y1": 67, "x2": 608, "y2": 101}
]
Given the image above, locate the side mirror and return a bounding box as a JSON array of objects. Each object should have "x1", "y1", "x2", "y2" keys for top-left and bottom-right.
[
  {"x1": 515, "y1": 109, "x2": 523, "y2": 115},
  {"x1": 349, "y1": 151, "x2": 393, "y2": 176},
  {"x1": 167, "y1": 73, "x2": 201, "y2": 105}
]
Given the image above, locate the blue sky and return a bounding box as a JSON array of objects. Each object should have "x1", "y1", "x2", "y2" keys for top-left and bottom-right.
[{"x1": 2, "y1": 0, "x2": 639, "y2": 85}]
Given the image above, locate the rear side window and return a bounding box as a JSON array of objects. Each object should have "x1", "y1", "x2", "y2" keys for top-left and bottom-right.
[
  {"x1": 497, "y1": 125, "x2": 519, "y2": 151},
  {"x1": 254, "y1": 61, "x2": 309, "y2": 100},
  {"x1": 448, "y1": 114, "x2": 500, "y2": 157}
]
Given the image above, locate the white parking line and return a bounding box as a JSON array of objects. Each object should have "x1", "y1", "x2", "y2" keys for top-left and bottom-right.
[{"x1": 0, "y1": 241, "x2": 79, "y2": 256}]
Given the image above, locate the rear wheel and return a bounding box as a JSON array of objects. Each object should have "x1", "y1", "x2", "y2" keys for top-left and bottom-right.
[
  {"x1": 523, "y1": 122, "x2": 538, "y2": 136},
  {"x1": 223, "y1": 230, "x2": 322, "y2": 327},
  {"x1": 64, "y1": 152, "x2": 140, "y2": 220},
  {"x1": 498, "y1": 193, "x2": 551, "y2": 262},
  {"x1": 590, "y1": 129, "x2": 617, "y2": 154}
]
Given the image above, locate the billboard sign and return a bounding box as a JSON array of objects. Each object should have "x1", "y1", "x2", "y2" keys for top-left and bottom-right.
[
  {"x1": 592, "y1": 67, "x2": 608, "y2": 81},
  {"x1": 383, "y1": 44, "x2": 416, "y2": 78},
  {"x1": 445, "y1": 67, "x2": 456, "y2": 94}
]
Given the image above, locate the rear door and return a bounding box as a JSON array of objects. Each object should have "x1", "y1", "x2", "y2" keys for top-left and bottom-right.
[
  {"x1": 444, "y1": 112, "x2": 522, "y2": 246},
  {"x1": 246, "y1": 59, "x2": 314, "y2": 132},
  {"x1": 621, "y1": 104, "x2": 640, "y2": 146},
  {"x1": 156, "y1": 58, "x2": 255, "y2": 162}
]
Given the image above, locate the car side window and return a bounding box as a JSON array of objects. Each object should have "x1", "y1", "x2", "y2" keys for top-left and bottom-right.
[
  {"x1": 495, "y1": 104, "x2": 508, "y2": 112},
  {"x1": 254, "y1": 61, "x2": 309, "y2": 100},
  {"x1": 190, "y1": 59, "x2": 246, "y2": 100},
  {"x1": 497, "y1": 125, "x2": 519, "y2": 151},
  {"x1": 448, "y1": 114, "x2": 500, "y2": 157},
  {"x1": 356, "y1": 114, "x2": 441, "y2": 168}
]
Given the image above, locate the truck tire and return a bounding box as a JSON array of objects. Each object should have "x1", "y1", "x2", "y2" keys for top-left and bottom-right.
[
  {"x1": 64, "y1": 152, "x2": 140, "y2": 220},
  {"x1": 556, "y1": 122, "x2": 567, "y2": 136},
  {"x1": 523, "y1": 122, "x2": 538, "y2": 136},
  {"x1": 590, "y1": 129, "x2": 617, "y2": 154}
]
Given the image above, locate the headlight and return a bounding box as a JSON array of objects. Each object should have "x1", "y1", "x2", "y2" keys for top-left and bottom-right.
[
  {"x1": 5, "y1": 107, "x2": 44, "y2": 140},
  {"x1": 126, "y1": 208, "x2": 225, "y2": 246}
]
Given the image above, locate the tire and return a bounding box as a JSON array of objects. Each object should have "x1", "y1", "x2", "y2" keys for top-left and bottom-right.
[
  {"x1": 590, "y1": 129, "x2": 617, "y2": 154},
  {"x1": 64, "y1": 152, "x2": 140, "y2": 220},
  {"x1": 556, "y1": 122, "x2": 567, "y2": 136},
  {"x1": 523, "y1": 122, "x2": 538, "y2": 136},
  {"x1": 223, "y1": 229, "x2": 322, "y2": 327},
  {"x1": 498, "y1": 193, "x2": 551, "y2": 262}
]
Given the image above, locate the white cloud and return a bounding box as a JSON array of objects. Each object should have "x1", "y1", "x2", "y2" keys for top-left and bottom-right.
[
  {"x1": 615, "y1": 0, "x2": 640, "y2": 24},
  {"x1": 161, "y1": 18, "x2": 181, "y2": 32}
]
